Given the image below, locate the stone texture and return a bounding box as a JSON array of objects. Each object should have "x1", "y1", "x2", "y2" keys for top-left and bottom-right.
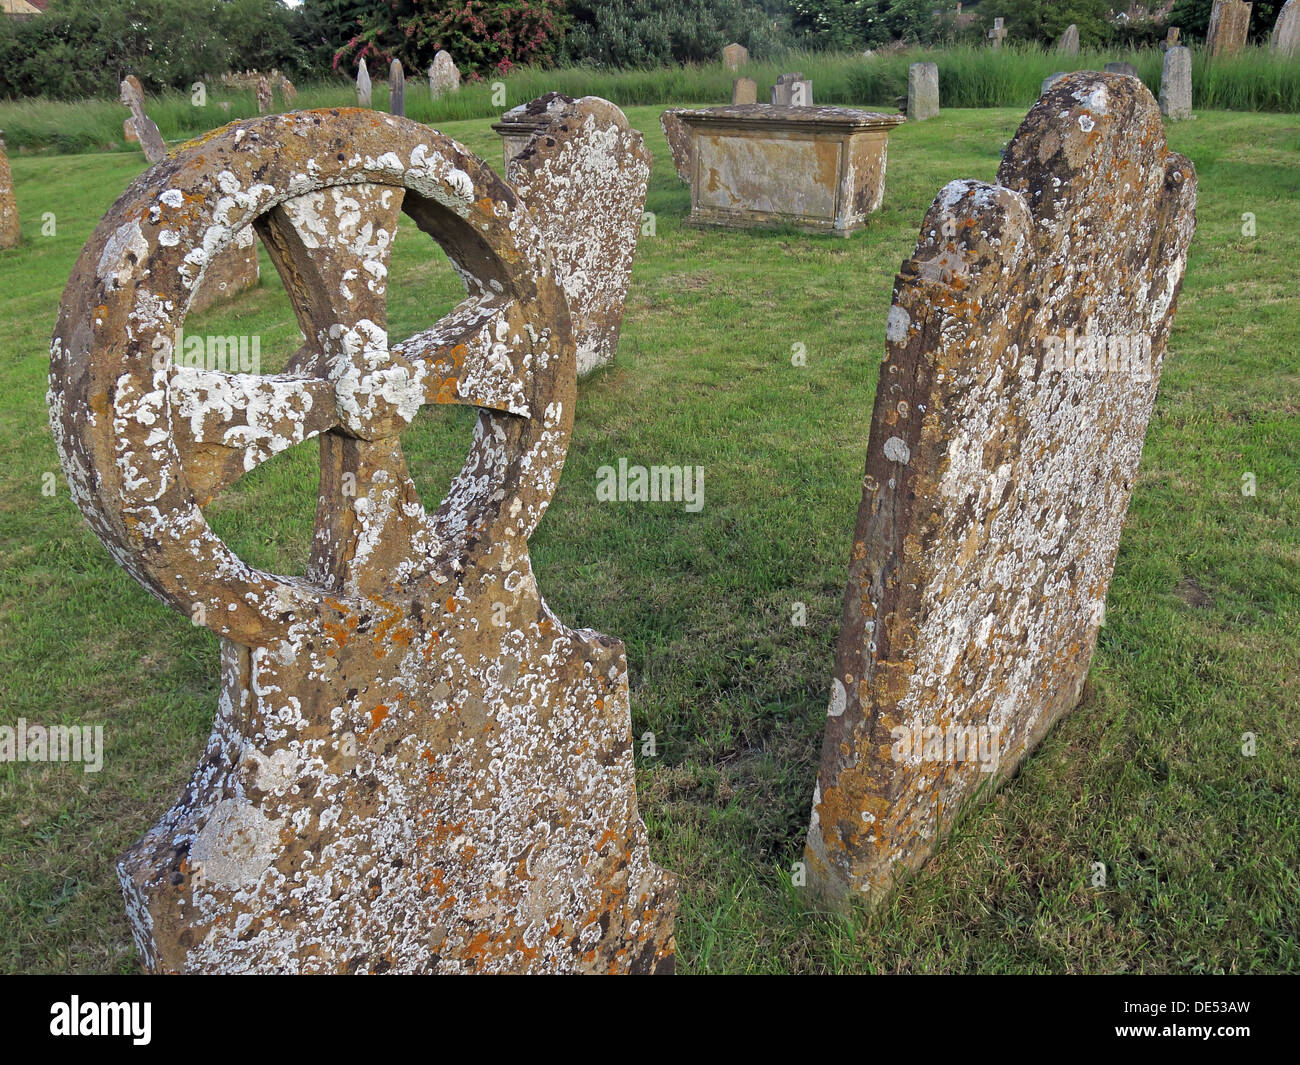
[
  {"x1": 429, "y1": 50, "x2": 460, "y2": 97},
  {"x1": 907, "y1": 62, "x2": 939, "y2": 121},
  {"x1": 492, "y1": 92, "x2": 575, "y2": 170},
  {"x1": 256, "y1": 76, "x2": 272, "y2": 115},
  {"x1": 1207, "y1": 0, "x2": 1252, "y2": 57},
  {"x1": 1041, "y1": 72, "x2": 1069, "y2": 95},
  {"x1": 665, "y1": 105, "x2": 904, "y2": 236},
  {"x1": 732, "y1": 77, "x2": 757, "y2": 105},
  {"x1": 1160, "y1": 46, "x2": 1193, "y2": 120},
  {"x1": 124, "y1": 118, "x2": 139, "y2": 144},
  {"x1": 722, "y1": 43, "x2": 748, "y2": 70},
  {"x1": 0, "y1": 133, "x2": 19, "y2": 250},
  {"x1": 120, "y1": 76, "x2": 166, "y2": 164},
  {"x1": 1056, "y1": 24, "x2": 1080, "y2": 54},
  {"x1": 804, "y1": 71, "x2": 1196, "y2": 908},
  {"x1": 1272, "y1": 0, "x2": 1300, "y2": 55},
  {"x1": 356, "y1": 59, "x2": 371, "y2": 107},
  {"x1": 389, "y1": 59, "x2": 405, "y2": 117},
  {"x1": 188, "y1": 225, "x2": 260, "y2": 315},
  {"x1": 50, "y1": 108, "x2": 677, "y2": 974},
  {"x1": 1104, "y1": 61, "x2": 1141, "y2": 78},
  {"x1": 771, "y1": 72, "x2": 813, "y2": 106}
]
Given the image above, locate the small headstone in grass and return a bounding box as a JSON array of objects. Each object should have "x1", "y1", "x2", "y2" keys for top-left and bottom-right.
[
  {"x1": 1206, "y1": 0, "x2": 1252, "y2": 57},
  {"x1": 732, "y1": 77, "x2": 757, "y2": 105},
  {"x1": 1105, "y1": 62, "x2": 1141, "y2": 79},
  {"x1": 356, "y1": 58, "x2": 371, "y2": 107},
  {"x1": 388, "y1": 59, "x2": 405, "y2": 117},
  {"x1": 256, "y1": 76, "x2": 272, "y2": 114},
  {"x1": 803, "y1": 71, "x2": 1197, "y2": 910},
  {"x1": 907, "y1": 62, "x2": 939, "y2": 121},
  {"x1": 1272, "y1": 0, "x2": 1300, "y2": 56},
  {"x1": 0, "y1": 133, "x2": 19, "y2": 249},
  {"x1": 722, "y1": 42, "x2": 748, "y2": 70},
  {"x1": 1160, "y1": 46, "x2": 1193, "y2": 120},
  {"x1": 188, "y1": 225, "x2": 259, "y2": 315},
  {"x1": 429, "y1": 50, "x2": 460, "y2": 98},
  {"x1": 1056, "y1": 24, "x2": 1080, "y2": 55},
  {"x1": 988, "y1": 17, "x2": 1008, "y2": 49},
  {"x1": 1041, "y1": 71, "x2": 1068, "y2": 95},
  {"x1": 120, "y1": 76, "x2": 166, "y2": 164},
  {"x1": 1164, "y1": 26, "x2": 1181, "y2": 50},
  {"x1": 279, "y1": 75, "x2": 297, "y2": 103},
  {"x1": 771, "y1": 72, "x2": 813, "y2": 106}
]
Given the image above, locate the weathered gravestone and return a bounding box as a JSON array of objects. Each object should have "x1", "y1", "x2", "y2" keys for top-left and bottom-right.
[
  {"x1": 722, "y1": 43, "x2": 748, "y2": 70},
  {"x1": 1104, "y1": 61, "x2": 1141, "y2": 78},
  {"x1": 389, "y1": 59, "x2": 405, "y2": 117},
  {"x1": 907, "y1": 62, "x2": 939, "y2": 121},
  {"x1": 771, "y1": 72, "x2": 813, "y2": 106},
  {"x1": 279, "y1": 75, "x2": 297, "y2": 103},
  {"x1": 1056, "y1": 24, "x2": 1080, "y2": 54},
  {"x1": 492, "y1": 91, "x2": 575, "y2": 170},
  {"x1": 803, "y1": 71, "x2": 1197, "y2": 908},
  {"x1": 506, "y1": 97, "x2": 651, "y2": 376},
  {"x1": 1165, "y1": 26, "x2": 1181, "y2": 49},
  {"x1": 256, "y1": 76, "x2": 273, "y2": 115},
  {"x1": 356, "y1": 59, "x2": 372, "y2": 107},
  {"x1": 988, "y1": 17, "x2": 1007, "y2": 48},
  {"x1": 1160, "y1": 46, "x2": 1194, "y2": 120},
  {"x1": 50, "y1": 109, "x2": 677, "y2": 974},
  {"x1": 0, "y1": 132, "x2": 19, "y2": 250},
  {"x1": 429, "y1": 50, "x2": 460, "y2": 97},
  {"x1": 1207, "y1": 0, "x2": 1253, "y2": 56},
  {"x1": 1041, "y1": 72, "x2": 1069, "y2": 94},
  {"x1": 660, "y1": 109, "x2": 694, "y2": 183},
  {"x1": 121, "y1": 77, "x2": 166, "y2": 165},
  {"x1": 1272, "y1": 0, "x2": 1300, "y2": 55},
  {"x1": 732, "y1": 77, "x2": 758, "y2": 105}
]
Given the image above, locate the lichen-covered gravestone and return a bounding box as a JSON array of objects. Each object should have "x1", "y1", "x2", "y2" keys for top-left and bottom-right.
[
  {"x1": 429, "y1": 50, "x2": 460, "y2": 98},
  {"x1": 389, "y1": 59, "x2": 405, "y2": 117},
  {"x1": 804, "y1": 72, "x2": 1196, "y2": 907},
  {"x1": 1272, "y1": 0, "x2": 1300, "y2": 56},
  {"x1": 722, "y1": 43, "x2": 748, "y2": 70},
  {"x1": 907, "y1": 62, "x2": 939, "y2": 121},
  {"x1": 1207, "y1": 0, "x2": 1253, "y2": 56},
  {"x1": 0, "y1": 132, "x2": 19, "y2": 250},
  {"x1": 1056, "y1": 24, "x2": 1080, "y2": 54},
  {"x1": 356, "y1": 59, "x2": 371, "y2": 107},
  {"x1": 120, "y1": 77, "x2": 166, "y2": 165},
  {"x1": 50, "y1": 109, "x2": 677, "y2": 974},
  {"x1": 732, "y1": 77, "x2": 758, "y2": 105},
  {"x1": 1160, "y1": 46, "x2": 1193, "y2": 121}
]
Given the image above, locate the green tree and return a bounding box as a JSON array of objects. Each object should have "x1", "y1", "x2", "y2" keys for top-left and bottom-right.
[
  {"x1": 976, "y1": 0, "x2": 1115, "y2": 47},
  {"x1": 560, "y1": 0, "x2": 787, "y2": 68},
  {"x1": 789, "y1": 0, "x2": 954, "y2": 50}
]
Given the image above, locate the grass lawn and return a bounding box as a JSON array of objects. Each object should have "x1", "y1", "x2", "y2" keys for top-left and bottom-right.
[{"x1": 0, "y1": 103, "x2": 1296, "y2": 974}]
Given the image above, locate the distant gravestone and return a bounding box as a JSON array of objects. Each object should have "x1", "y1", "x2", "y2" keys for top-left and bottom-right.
[
  {"x1": 389, "y1": 59, "x2": 405, "y2": 117},
  {"x1": 732, "y1": 77, "x2": 758, "y2": 105},
  {"x1": 1056, "y1": 24, "x2": 1080, "y2": 54},
  {"x1": 1160, "y1": 46, "x2": 1193, "y2": 120},
  {"x1": 189, "y1": 226, "x2": 260, "y2": 315},
  {"x1": 429, "y1": 50, "x2": 460, "y2": 97},
  {"x1": 256, "y1": 76, "x2": 273, "y2": 115},
  {"x1": 356, "y1": 58, "x2": 372, "y2": 107},
  {"x1": 907, "y1": 62, "x2": 939, "y2": 121},
  {"x1": 771, "y1": 72, "x2": 813, "y2": 106},
  {"x1": 120, "y1": 77, "x2": 166, "y2": 164},
  {"x1": 1207, "y1": 0, "x2": 1252, "y2": 57},
  {"x1": 1041, "y1": 71, "x2": 1068, "y2": 94},
  {"x1": 804, "y1": 71, "x2": 1197, "y2": 908},
  {"x1": 0, "y1": 133, "x2": 19, "y2": 250},
  {"x1": 988, "y1": 17, "x2": 1008, "y2": 48},
  {"x1": 1165, "y1": 26, "x2": 1181, "y2": 49},
  {"x1": 722, "y1": 43, "x2": 748, "y2": 71},
  {"x1": 1105, "y1": 61, "x2": 1141, "y2": 78},
  {"x1": 1272, "y1": 0, "x2": 1300, "y2": 55},
  {"x1": 279, "y1": 75, "x2": 297, "y2": 103}
]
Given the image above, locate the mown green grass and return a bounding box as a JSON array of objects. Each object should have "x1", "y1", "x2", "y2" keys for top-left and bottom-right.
[
  {"x1": 0, "y1": 103, "x2": 1296, "y2": 974},
  {"x1": 2, "y1": 44, "x2": 1298, "y2": 153}
]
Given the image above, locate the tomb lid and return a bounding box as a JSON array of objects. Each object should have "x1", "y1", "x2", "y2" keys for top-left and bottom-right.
[
  {"x1": 492, "y1": 91, "x2": 576, "y2": 135},
  {"x1": 674, "y1": 104, "x2": 905, "y2": 134}
]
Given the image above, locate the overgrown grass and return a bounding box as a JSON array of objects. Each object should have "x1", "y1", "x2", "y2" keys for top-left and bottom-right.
[
  {"x1": 0, "y1": 105, "x2": 1296, "y2": 974},
  {"x1": 2, "y1": 45, "x2": 1297, "y2": 154}
]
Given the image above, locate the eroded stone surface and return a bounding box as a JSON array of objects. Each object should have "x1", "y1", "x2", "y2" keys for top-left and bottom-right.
[
  {"x1": 1056, "y1": 24, "x2": 1080, "y2": 54},
  {"x1": 121, "y1": 76, "x2": 166, "y2": 164},
  {"x1": 1272, "y1": 0, "x2": 1300, "y2": 55},
  {"x1": 1160, "y1": 46, "x2": 1193, "y2": 120},
  {"x1": 429, "y1": 50, "x2": 460, "y2": 97},
  {"x1": 907, "y1": 62, "x2": 939, "y2": 121},
  {"x1": 804, "y1": 72, "x2": 1196, "y2": 907},
  {"x1": 0, "y1": 133, "x2": 18, "y2": 249},
  {"x1": 50, "y1": 109, "x2": 676, "y2": 973},
  {"x1": 1207, "y1": 0, "x2": 1252, "y2": 56},
  {"x1": 507, "y1": 97, "x2": 651, "y2": 376}
]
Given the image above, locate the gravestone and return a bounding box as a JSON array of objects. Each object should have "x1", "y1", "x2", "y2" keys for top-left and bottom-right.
[
  {"x1": 51, "y1": 109, "x2": 677, "y2": 974},
  {"x1": 120, "y1": 77, "x2": 166, "y2": 164},
  {"x1": 0, "y1": 133, "x2": 19, "y2": 250},
  {"x1": 907, "y1": 62, "x2": 939, "y2": 121},
  {"x1": 256, "y1": 76, "x2": 272, "y2": 114},
  {"x1": 389, "y1": 59, "x2": 405, "y2": 117},
  {"x1": 124, "y1": 119, "x2": 139, "y2": 144},
  {"x1": 188, "y1": 225, "x2": 260, "y2": 315},
  {"x1": 722, "y1": 43, "x2": 748, "y2": 70},
  {"x1": 491, "y1": 91, "x2": 575, "y2": 169},
  {"x1": 1207, "y1": 0, "x2": 1252, "y2": 57},
  {"x1": 506, "y1": 97, "x2": 651, "y2": 376},
  {"x1": 988, "y1": 17, "x2": 1007, "y2": 48},
  {"x1": 660, "y1": 108, "x2": 695, "y2": 182},
  {"x1": 1056, "y1": 24, "x2": 1080, "y2": 54},
  {"x1": 732, "y1": 77, "x2": 758, "y2": 105},
  {"x1": 1272, "y1": 0, "x2": 1300, "y2": 55},
  {"x1": 1104, "y1": 61, "x2": 1141, "y2": 78},
  {"x1": 1041, "y1": 72, "x2": 1068, "y2": 94},
  {"x1": 771, "y1": 72, "x2": 813, "y2": 107},
  {"x1": 429, "y1": 50, "x2": 460, "y2": 97},
  {"x1": 356, "y1": 58, "x2": 372, "y2": 107},
  {"x1": 1160, "y1": 46, "x2": 1193, "y2": 120},
  {"x1": 804, "y1": 71, "x2": 1196, "y2": 908},
  {"x1": 279, "y1": 75, "x2": 297, "y2": 103},
  {"x1": 1165, "y1": 26, "x2": 1181, "y2": 49}
]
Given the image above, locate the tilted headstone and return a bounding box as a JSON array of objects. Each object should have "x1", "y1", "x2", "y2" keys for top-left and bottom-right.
[
  {"x1": 50, "y1": 109, "x2": 677, "y2": 973},
  {"x1": 1104, "y1": 61, "x2": 1141, "y2": 78},
  {"x1": 659, "y1": 108, "x2": 694, "y2": 183},
  {"x1": 0, "y1": 133, "x2": 19, "y2": 250},
  {"x1": 1207, "y1": 0, "x2": 1252, "y2": 57},
  {"x1": 804, "y1": 71, "x2": 1196, "y2": 908},
  {"x1": 356, "y1": 58, "x2": 372, "y2": 107},
  {"x1": 732, "y1": 77, "x2": 758, "y2": 105},
  {"x1": 1056, "y1": 24, "x2": 1080, "y2": 54},
  {"x1": 388, "y1": 59, "x2": 405, "y2": 117},
  {"x1": 188, "y1": 225, "x2": 260, "y2": 315},
  {"x1": 1272, "y1": 0, "x2": 1300, "y2": 55},
  {"x1": 1041, "y1": 71, "x2": 1069, "y2": 94},
  {"x1": 119, "y1": 77, "x2": 166, "y2": 165},
  {"x1": 256, "y1": 76, "x2": 273, "y2": 115},
  {"x1": 722, "y1": 43, "x2": 748, "y2": 71},
  {"x1": 988, "y1": 17, "x2": 1007, "y2": 48},
  {"x1": 429, "y1": 50, "x2": 460, "y2": 98},
  {"x1": 771, "y1": 72, "x2": 813, "y2": 107},
  {"x1": 506, "y1": 97, "x2": 651, "y2": 377},
  {"x1": 907, "y1": 62, "x2": 939, "y2": 121},
  {"x1": 279, "y1": 75, "x2": 297, "y2": 103},
  {"x1": 1160, "y1": 46, "x2": 1193, "y2": 120}
]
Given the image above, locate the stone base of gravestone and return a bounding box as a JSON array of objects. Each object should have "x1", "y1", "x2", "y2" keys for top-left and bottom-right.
[
  {"x1": 1273, "y1": 0, "x2": 1300, "y2": 55},
  {"x1": 1104, "y1": 62, "x2": 1141, "y2": 79},
  {"x1": 907, "y1": 62, "x2": 939, "y2": 121},
  {"x1": 188, "y1": 227, "x2": 259, "y2": 315},
  {"x1": 732, "y1": 78, "x2": 757, "y2": 105},
  {"x1": 0, "y1": 136, "x2": 19, "y2": 250},
  {"x1": 1160, "y1": 46, "x2": 1194, "y2": 121}
]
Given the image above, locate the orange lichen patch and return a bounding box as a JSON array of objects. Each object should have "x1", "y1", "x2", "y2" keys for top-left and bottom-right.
[{"x1": 367, "y1": 704, "x2": 389, "y2": 733}]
